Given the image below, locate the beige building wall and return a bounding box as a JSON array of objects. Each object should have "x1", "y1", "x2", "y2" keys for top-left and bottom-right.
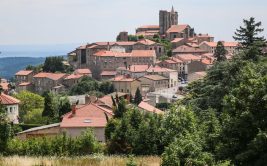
[
  {"x1": 113, "y1": 80, "x2": 141, "y2": 96},
  {"x1": 138, "y1": 77, "x2": 169, "y2": 92}
]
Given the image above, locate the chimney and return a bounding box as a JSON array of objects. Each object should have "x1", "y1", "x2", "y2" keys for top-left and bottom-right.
[
  {"x1": 107, "y1": 42, "x2": 110, "y2": 51},
  {"x1": 71, "y1": 103, "x2": 76, "y2": 115}
]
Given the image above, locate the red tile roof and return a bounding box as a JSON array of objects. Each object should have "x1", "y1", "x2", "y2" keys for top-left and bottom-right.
[
  {"x1": 19, "y1": 82, "x2": 31, "y2": 86},
  {"x1": 100, "y1": 71, "x2": 117, "y2": 76},
  {"x1": 137, "y1": 39, "x2": 156, "y2": 45},
  {"x1": 131, "y1": 50, "x2": 156, "y2": 57},
  {"x1": 173, "y1": 45, "x2": 207, "y2": 53},
  {"x1": 201, "y1": 58, "x2": 213, "y2": 65},
  {"x1": 60, "y1": 103, "x2": 113, "y2": 128},
  {"x1": 65, "y1": 74, "x2": 83, "y2": 80},
  {"x1": 196, "y1": 34, "x2": 214, "y2": 38},
  {"x1": 75, "y1": 69, "x2": 92, "y2": 75},
  {"x1": 0, "y1": 83, "x2": 9, "y2": 90},
  {"x1": 15, "y1": 70, "x2": 33, "y2": 76},
  {"x1": 138, "y1": 101, "x2": 163, "y2": 114},
  {"x1": 112, "y1": 75, "x2": 136, "y2": 82},
  {"x1": 33, "y1": 72, "x2": 66, "y2": 80},
  {"x1": 118, "y1": 65, "x2": 149, "y2": 73},
  {"x1": 166, "y1": 24, "x2": 189, "y2": 33},
  {"x1": 202, "y1": 41, "x2": 239, "y2": 47},
  {"x1": 146, "y1": 65, "x2": 176, "y2": 73},
  {"x1": 176, "y1": 54, "x2": 201, "y2": 62},
  {"x1": 0, "y1": 93, "x2": 20, "y2": 105},
  {"x1": 94, "y1": 50, "x2": 156, "y2": 58},
  {"x1": 171, "y1": 38, "x2": 185, "y2": 43}
]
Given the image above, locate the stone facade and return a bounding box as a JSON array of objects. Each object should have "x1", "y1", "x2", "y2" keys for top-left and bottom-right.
[{"x1": 159, "y1": 6, "x2": 178, "y2": 35}]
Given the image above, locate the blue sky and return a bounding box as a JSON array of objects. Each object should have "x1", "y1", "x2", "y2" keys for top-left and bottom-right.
[{"x1": 0, "y1": 0, "x2": 266, "y2": 45}]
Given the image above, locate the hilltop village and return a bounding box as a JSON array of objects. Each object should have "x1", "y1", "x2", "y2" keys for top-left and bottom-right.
[{"x1": 0, "y1": 7, "x2": 239, "y2": 142}]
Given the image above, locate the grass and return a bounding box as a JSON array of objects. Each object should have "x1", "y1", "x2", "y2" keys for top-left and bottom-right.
[{"x1": 0, "y1": 155, "x2": 161, "y2": 166}]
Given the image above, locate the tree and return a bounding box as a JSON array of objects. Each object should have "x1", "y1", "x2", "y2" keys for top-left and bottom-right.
[
  {"x1": 0, "y1": 85, "x2": 3, "y2": 94},
  {"x1": 0, "y1": 103, "x2": 12, "y2": 152},
  {"x1": 134, "y1": 88, "x2": 142, "y2": 105},
  {"x1": 43, "y1": 56, "x2": 65, "y2": 73},
  {"x1": 214, "y1": 41, "x2": 227, "y2": 61},
  {"x1": 58, "y1": 96, "x2": 71, "y2": 118},
  {"x1": 13, "y1": 91, "x2": 44, "y2": 122},
  {"x1": 42, "y1": 92, "x2": 55, "y2": 120},
  {"x1": 233, "y1": 17, "x2": 266, "y2": 48}
]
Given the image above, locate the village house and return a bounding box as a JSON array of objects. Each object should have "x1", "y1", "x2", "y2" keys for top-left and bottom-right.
[
  {"x1": 33, "y1": 72, "x2": 66, "y2": 94},
  {"x1": 146, "y1": 65, "x2": 178, "y2": 87},
  {"x1": 96, "y1": 92, "x2": 129, "y2": 110},
  {"x1": 0, "y1": 82, "x2": 10, "y2": 94},
  {"x1": 195, "y1": 34, "x2": 214, "y2": 44},
  {"x1": 199, "y1": 41, "x2": 239, "y2": 55},
  {"x1": 172, "y1": 45, "x2": 208, "y2": 55},
  {"x1": 15, "y1": 70, "x2": 34, "y2": 85},
  {"x1": 138, "y1": 101, "x2": 164, "y2": 114},
  {"x1": 171, "y1": 38, "x2": 187, "y2": 49},
  {"x1": 136, "y1": 25, "x2": 160, "y2": 38},
  {"x1": 111, "y1": 75, "x2": 141, "y2": 96},
  {"x1": 63, "y1": 74, "x2": 84, "y2": 88},
  {"x1": 92, "y1": 50, "x2": 156, "y2": 71},
  {"x1": 0, "y1": 92, "x2": 20, "y2": 124},
  {"x1": 17, "y1": 102, "x2": 114, "y2": 142},
  {"x1": 17, "y1": 82, "x2": 33, "y2": 93},
  {"x1": 116, "y1": 65, "x2": 149, "y2": 78},
  {"x1": 100, "y1": 71, "x2": 117, "y2": 80},
  {"x1": 138, "y1": 75, "x2": 169, "y2": 94},
  {"x1": 158, "y1": 57, "x2": 183, "y2": 72},
  {"x1": 166, "y1": 24, "x2": 194, "y2": 41},
  {"x1": 74, "y1": 68, "x2": 92, "y2": 77},
  {"x1": 60, "y1": 103, "x2": 113, "y2": 142}
]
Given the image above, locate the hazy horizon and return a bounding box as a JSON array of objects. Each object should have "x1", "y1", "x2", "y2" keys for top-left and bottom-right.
[{"x1": 1, "y1": 0, "x2": 267, "y2": 46}]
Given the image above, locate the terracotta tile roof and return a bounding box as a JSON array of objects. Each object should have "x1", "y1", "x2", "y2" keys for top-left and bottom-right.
[
  {"x1": 171, "y1": 38, "x2": 185, "y2": 43},
  {"x1": 202, "y1": 41, "x2": 239, "y2": 47},
  {"x1": 94, "y1": 50, "x2": 156, "y2": 58},
  {"x1": 112, "y1": 75, "x2": 136, "y2": 82},
  {"x1": 146, "y1": 65, "x2": 176, "y2": 73},
  {"x1": 65, "y1": 74, "x2": 83, "y2": 80},
  {"x1": 33, "y1": 72, "x2": 66, "y2": 81},
  {"x1": 137, "y1": 39, "x2": 156, "y2": 45},
  {"x1": 0, "y1": 83, "x2": 9, "y2": 90},
  {"x1": 94, "y1": 51, "x2": 131, "y2": 57},
  {"x1": 75, "y1": 68, "x2": 92, "y2": 75},
  {"x1": 100, "y1": 71, "x2": 117, "y2": 76},
  {"x1": 201, "y1": 58, "x2": 213, "y2": 65},
  {"x1": 136, "y1": 31, "x2": 158, "y2": 37},
  {"x1": 173, "y1": 45, "x2": 207, "y2": 53},
  {"x1": 19, "y1": 82, "x2": 31, "y2": 86},
  {"x1": 131, "y1": 50, "x2": 156, "y2": 57},
  {"x1": 60, "y1": 103, "x2": 113, "y2": 128},
  {"x1": 138, "y1": 101, "x2": 163, "y2": 114},
  {"x1": 98, "y1": 96, "x2": 113, "y2": 108},
  {"x1": 0, "y1": 93, "x2": 20, "y2": 105},
  {"x1": 15, "y1": 70, "x2": 33, "y2": 76},
  {"x1": 137, "y1": 25, "x2": 160, "y2": 29},
  {"x1": 166, "y1": 24, "x2": 189, "y2": 33},
  {"x1": 176, "y1": 54, "x2": 201, "y2": 62},
  {"x1": 142, "y1": 74, "x2": 168, "y2": 81}
]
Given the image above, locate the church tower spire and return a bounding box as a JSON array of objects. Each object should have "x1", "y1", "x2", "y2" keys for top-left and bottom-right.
[{"x1": 171, "y1": 6, "x2": 175, "y2": 13}]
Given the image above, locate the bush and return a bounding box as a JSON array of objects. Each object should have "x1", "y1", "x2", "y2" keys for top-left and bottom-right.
[{"x1": 6, "y1": 129, "x2": 102, "y2": 156}]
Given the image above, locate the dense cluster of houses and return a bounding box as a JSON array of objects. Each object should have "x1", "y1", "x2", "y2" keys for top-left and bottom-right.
[{"x1": 0, "y1": 7, "x2": 240, "y2": 142}]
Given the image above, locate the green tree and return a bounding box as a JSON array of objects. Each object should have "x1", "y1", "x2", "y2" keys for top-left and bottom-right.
[
  {"x1": 134, "y1": 88, "x2": 142, "y2": 105},
  {"x1": 13, "y1": 91, "x2": 44, "y2": 122},
  {"x1": 214, "y1": 41, "x2": 227, "y2": 61},
  {"x1": 233, "y1": 17, "x2": 266, "y2": 48},
  {"x1": 58, "y1": 96, "x2": 71, "y2": 118},
  {"x1": 0, "y1": 103, "x2": 12, "y2": 153},
  {"x1": 43, "y1": 56, "x2": 65, "y2": 73},
  {"x1": 42, "y1": 92, "x2": 55, "y2": 120}
]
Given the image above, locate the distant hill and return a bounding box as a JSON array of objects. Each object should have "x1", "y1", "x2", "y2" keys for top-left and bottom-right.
[{"x1": 0, "y1": 57, "x2": 45, "y2": 79}]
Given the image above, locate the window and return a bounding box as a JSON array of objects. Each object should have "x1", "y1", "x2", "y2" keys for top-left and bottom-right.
[
  {"x1": 159, "y1": 47, "x2": 162, "y2": 53},
  {"x1": 121, "y1": 89, "x2": 123, "y2": 92}
]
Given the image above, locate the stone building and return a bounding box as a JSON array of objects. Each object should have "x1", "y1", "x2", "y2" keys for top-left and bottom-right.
[
  {"x1": 117, "y1": 31, "x2": 128, "y2": 41},
  {"x1": 159, "y1": 6, "x2": 178, "y2": 35},
  {"x1": 138, "y1": 75, "x2": 169, "y2": 93},
  {"x1": 166, "y1": 24, "x2": 194, "y2": 41},
  {"x1": 111, "y1": 75, "x2": 141, "y2": 96},
  {"x1": 92, "y1": 50, "x2": 156, "y2": 71},
  {"x1": 199, "y1": 41, "x2": 239, "y2": 55},
  {"x1": 15, "y1": 70, "x2": 34, "y2": 85}
]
